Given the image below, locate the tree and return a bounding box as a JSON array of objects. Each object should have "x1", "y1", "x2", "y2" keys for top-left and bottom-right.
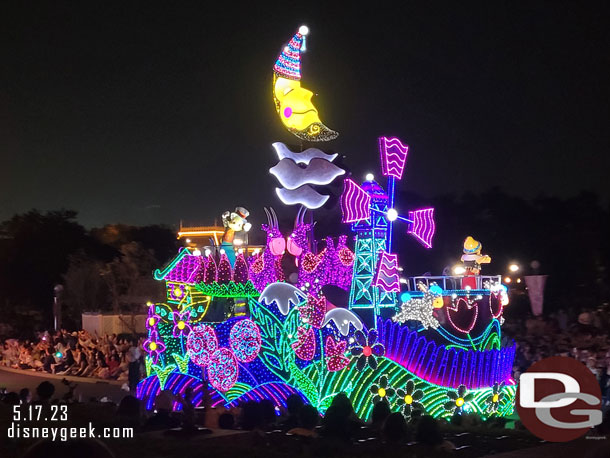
[
  {"x1": 0, "y1": 209, "x2": 90, "y2": 327},
  {"x1": 101, "y1": 242, "x2": 164, "y2": 313},
  {"x1": 62, "y1": 253, "x2": 108, "y2": 319}
]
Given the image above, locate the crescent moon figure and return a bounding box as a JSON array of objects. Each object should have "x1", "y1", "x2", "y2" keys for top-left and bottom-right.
[{"x1": 273, "y1": 26, "x2": 339, "y2": 142}]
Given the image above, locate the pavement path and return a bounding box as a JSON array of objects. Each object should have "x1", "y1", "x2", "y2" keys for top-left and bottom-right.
[{"x1": 0, "y1": 367, "x2": 128, "y2": 403}]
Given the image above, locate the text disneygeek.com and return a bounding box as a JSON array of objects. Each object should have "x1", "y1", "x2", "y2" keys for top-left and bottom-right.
[{"x1": 7, "y1": 422, "x2": 133, "y2": 442}]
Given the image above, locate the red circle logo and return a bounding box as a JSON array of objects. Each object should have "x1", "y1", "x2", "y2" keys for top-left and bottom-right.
[{"x1": 516, "y1": 356, "x2": 602, "y2": 442}]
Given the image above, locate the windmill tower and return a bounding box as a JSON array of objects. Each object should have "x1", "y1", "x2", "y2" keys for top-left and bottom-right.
[
  {"x1": 341, "y1": 137, "x2": 435, "y2": 325},
  {"x1": 347, "y1": 180, "x2": 396, "y2": 311}
]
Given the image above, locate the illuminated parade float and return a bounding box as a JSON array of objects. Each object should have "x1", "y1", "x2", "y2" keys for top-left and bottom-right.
[{"x1": 137, "y1": 26, "x2": 516, "y2": 421}]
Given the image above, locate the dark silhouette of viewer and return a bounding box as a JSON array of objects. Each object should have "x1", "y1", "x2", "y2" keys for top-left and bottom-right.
[
  {"x1": 382, "y1": 412, "x2": 408, "y2": 443},
  {"x1": 259, "y1": 399, "x2": 277, "y2": 430},
  {"x1": 22, "y1": 439, "x2": 115, "y2": 458},
  {"x1": 117, "y1": 395, "x2": 141, "y2": 427},
  {"x1": 240, "y1": 401, "x2": 263, "y2": 430},
  {"x1": 416, "y1": 415, "x2": 455, "y2": 451},
  {"x1": 34, "y1": 381, "x2": 55, "y2": 404},
  {"x1": 218, "y1": 412, "x2": 235, "y2": 429},
  {"x1": 281, "y1": 394, "x2": 304, "y2": 430},
  {"x1": 3, "y1": 392, "x2": 20, "y2": 405},
  {"x1": 321, "y1": 393, "x2": 362, "y2": 440},
  {"x1": 287, "y1": 404, "x2": 319, "y2": 437},
  {"x1": 19, "y1": 388, "x2": 31, "y2": 404},
  {"x1": 370, "y1": 401, "x2": 390, "y2": 433}
]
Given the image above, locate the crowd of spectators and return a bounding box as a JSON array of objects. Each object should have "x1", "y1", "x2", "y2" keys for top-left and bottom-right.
[
  {"x1": 505, "y1": 305, "x2": 610, "y2": 402},
  {"x1": 1, "y1": 329, "x2": 145, "y2": 391}
]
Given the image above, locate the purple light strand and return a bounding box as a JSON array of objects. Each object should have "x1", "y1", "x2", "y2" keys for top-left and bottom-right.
[{"x1": 377, "y1": 318, "x2": 515, "y2": 388}]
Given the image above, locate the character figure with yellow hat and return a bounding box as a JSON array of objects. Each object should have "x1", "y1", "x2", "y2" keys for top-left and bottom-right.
[{"x1": 460, "y1": 236, "x2": 491, "y2": 289}]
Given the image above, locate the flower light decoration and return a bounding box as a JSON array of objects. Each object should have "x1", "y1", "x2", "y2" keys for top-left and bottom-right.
[
  {"x1": 485, "y1": 382, "x2": 505, "y2": 413},
  {"x1": 272, "y1": 26, "x2": 338, "y2": 142},
  {"x1": 443, "y1": 385, "x2": 474, "y2": 413},
  {"x1": 207, "y1": 348, "x2": 239, "y2": 392},
  {"x1": 186, "y1": 324, "x2": 218, "y2": 366},
  {"x1": 143, "y1": 331, "x2": 166, "y2": 365},
  {"x1": 396, "y1": 380, "x2": 425, "y2": 419},
  {"x1": 299, "y1": 294, "x2": 326, "y2": 328},
  {"x1": 171, "y1": 310, "x2": 192, "y2": 338},
  {"x1": 351, "y1": 329, "x2": 385, "y2": 371},
  {"x1": 325, "y1": 336, "x2": 350, "y2": 372},
  {"x1": 229, "y1": 319, "x2": 262, "y2": 363},
  {"x1": 446, "y1": 296, "x2": 479, "y2": 334},
  {"x1": 486, "y1": 280, "x2": 509, "y2": 320},
  {"x1": 370, "y1": 375, "x2": 395, "y2": 404},
  {"x1": 146, "y1": 306, "x2": 161, "y2": 332},
  {"x1": 291, "y1": 326, "x2": 316, "y2": 361}
]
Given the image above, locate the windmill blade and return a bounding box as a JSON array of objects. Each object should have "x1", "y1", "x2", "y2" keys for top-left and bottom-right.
[
  {"x1": 407, "y1": 208, "x2": 435, "y2": 249},
  {"x1": 379, "y1": 136, "x2": 409, "y2": 180},
  {"x1": 340, "y1": 179, "x2": 372, "y2": 223},
  {"x1": 372, "y1": 250, "x2": 400, "y2": 292}
]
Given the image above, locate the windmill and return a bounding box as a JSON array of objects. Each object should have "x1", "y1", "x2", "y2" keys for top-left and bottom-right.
[{"x1": 340, "y1": 136, "x2": 436, "y2": 321}]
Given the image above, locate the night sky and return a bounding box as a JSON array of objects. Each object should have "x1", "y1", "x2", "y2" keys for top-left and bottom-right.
[{"x1": 2, "y1": 2, "x2": 609, "y2": 230}]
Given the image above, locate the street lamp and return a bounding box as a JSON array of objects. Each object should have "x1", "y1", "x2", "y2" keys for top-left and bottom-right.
[
  {"x1": 53, "y1": 284, "x2": 64, "y2": 331},
  {"x1": 508, "y1": 263, "x2": 519, "y2": 273}
]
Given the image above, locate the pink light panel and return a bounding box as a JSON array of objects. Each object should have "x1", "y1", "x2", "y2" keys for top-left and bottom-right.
[
  {"x1": 408, "y1": 208, "x2": 435, "y2": 248},
  {"x1": 373, "y1": 250, "x2": 400, "y2": 292},
  {"x1": 165, "y1": 254, "x2": 203, "y2": 284},
  {"x1": 340, "y1": 178, "x2": 371, "y2": 223},
  {"x1": 379, "y1": 137, "x2": 409, "y2": 180}
]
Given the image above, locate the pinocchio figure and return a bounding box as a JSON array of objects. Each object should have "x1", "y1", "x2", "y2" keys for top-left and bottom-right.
[{"x1": 460, "y1": 236, "x2": 491, "y2": 289}]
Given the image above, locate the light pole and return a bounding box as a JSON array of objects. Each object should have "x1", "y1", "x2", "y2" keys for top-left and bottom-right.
[{"x1": 53, "y1": 284, "x2": 64, "y2": 331}]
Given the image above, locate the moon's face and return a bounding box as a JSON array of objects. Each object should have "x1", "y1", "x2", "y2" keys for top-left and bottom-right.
[
  {"x1": 275, "y1": 78, "x2": 319, "y2": 130},
  {"x1": 274, "y1": 76, "x2": 338, "y2": 142},
  {"x1": 274, "y1": 77, "x2": 320, "y2": 131}
]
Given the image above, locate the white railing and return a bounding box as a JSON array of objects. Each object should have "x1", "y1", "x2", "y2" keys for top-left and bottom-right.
[{"x1": 407, "y1": 275, "x2": 502, "y2": 291}]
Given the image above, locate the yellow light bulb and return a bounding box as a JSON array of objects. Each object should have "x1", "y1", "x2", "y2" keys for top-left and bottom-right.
[
  {"x1": 378, "y1": 388, "x2": 386, "y2": 398},
  {"x1": 177, "y1": 321, "x2": 185, "y2": 330},
  {"x1": 492, "y1": 394, "x2": 499, "y2": 403},
  {"x1": 404, "y1": 394, "x2": 413, "y2": 404},
  {"x1": 148, "y1": 318, "x2": 155, "y2": 326},
  {"x1": 456, "y1": 397, "x2": 464, "y2": 407},
  {"x1": 149, "y1": 342, "x2": 157, "y2": 351}
]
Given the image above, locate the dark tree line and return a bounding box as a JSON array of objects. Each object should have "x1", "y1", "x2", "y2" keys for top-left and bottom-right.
[{"x1": 0, "y1": 210, "x2": 178, "y2": 333}]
